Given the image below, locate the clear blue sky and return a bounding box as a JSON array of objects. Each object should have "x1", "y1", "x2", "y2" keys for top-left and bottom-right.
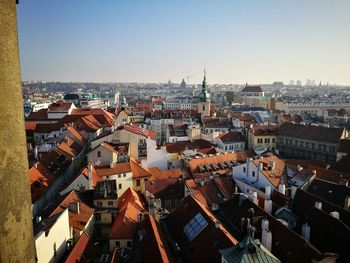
[{"x1": 17, "y1": 0, "x2": 350, "y2": 85}]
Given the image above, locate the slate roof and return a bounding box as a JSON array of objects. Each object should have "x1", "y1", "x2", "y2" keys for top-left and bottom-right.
[{"x1": 279, "y1": 123, "x2": 345, "y2": 143}]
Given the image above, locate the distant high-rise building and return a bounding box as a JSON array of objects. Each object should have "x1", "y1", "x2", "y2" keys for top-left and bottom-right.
[
  {"x1": 296, "y1": 80, "x2": 302, "y2": 86},
  {"x1": 289, "y1": 80, "x2": 294, "y2": 85}
]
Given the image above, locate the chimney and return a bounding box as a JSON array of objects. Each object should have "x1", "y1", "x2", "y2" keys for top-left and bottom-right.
[
  {"x1": 301, "y1": 223, "x2": 310, "y2": 241},
  {"x1": 312, "y1": 170, "x2": 317, "y2": 176},
  {"x1": 278, "y1": 183, "x2": 286, "y2": 195},
  {"x1": 261, "y1": 229, "x2": 272, "y2": 251},
  {"x1": 265, "y1": 185, "x2": 271, "y2": 200},
  {"x1": 88, "y1": 163, "x2": 93, "y2": 190},
  {"x1": 344, "y1": 196, "x2": 350, "y2": 210},
  {"x1": 297, "y1": 164, "x2": 303, "y2": 172},
  {"x1": 257, "y1": 162, "x2": 263, "y2": 182},
  {"x1": 35, "y1": 216, "x2": 42, "y2": 224},
  {"x1": 251, "y1": 191, "x2": 258, "y2": 205},
  {"x1": 103, "y1": 185, "x2": 107, "y2": 198},
  {"x1": 330, "y1": 211, "x2": 339, "y2": 220},
  {"x1": 212, "y1": 203, "x2": 219, "y2": 211},
  {"x1": 246, "y1": 158, "x2": 252, "y2": 178},
  {"x1": 261, "y1": 218, "x2": 269, "y2": 231},
  {"x1": 264, "y1": 199, "x2": 272, "y2": 214},
  {"x1": 269, "y1": 161, "x2": 276, "y2": 170},
  {"x1": 200, "y1": 180, "x2": 205, "y2": 186},
  {"x1": 314, "y1": 201, "x2": 322, "y2": 210}
]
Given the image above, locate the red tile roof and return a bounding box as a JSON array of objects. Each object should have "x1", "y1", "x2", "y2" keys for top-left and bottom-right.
[
  {"x1": 48, "y1": 101, "x2": 73, "y2": 112},
  {"x1": 219, "y1": 131, "x2": 245, "y2": 143},
  {"x1": 139, "y1": 214, "x2": 175, "y2": 263},
  {"x1": 118, "y1": 124, "x2": 156, "y2": 140},
  {"x1": 65, "y1": 232, "x2": 91, "y2": 263},
  {"x1": 249, "y1": 125, "x2": 278, "y2": 135},
  {"x1": 241, "y1": 85, "x2": 263, "y2": 93},
  {"x1": 165, "y1": 139, "x2": 213, "y2": 153},
  {"x1": 26, "y1": 109, "x2": 48, "y2": 120},
  {"x1": 109, "y1": 188, "x2": 146, "y2": 240}
]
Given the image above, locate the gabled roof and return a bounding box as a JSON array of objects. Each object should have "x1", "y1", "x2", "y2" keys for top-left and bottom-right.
[
  {"x1": 292, "y1": 189, "x2": 350, "y2": 228},
  {"x1": 117, "y1": 123, "x2": 156, "y2": 140},
  {"x1": 74, "y1": 115, "x2": 102, "y2": 132},
  {"x1": 218, "y1": 194, "x2": 322, "y2": 263},
  {"x1": 249, "y1": 125, "x2": 278, "y2": 136},
  {"x1": 251, "y1": 156, "x2": 285, "y2": 188},
  {"x1": 109, "y1": 188, "x2": 146, "y2": 240},
  {"x1": 65, "y1": 232, "x2": 92, "y2": 263},
  {"x1": 26, "y1": 109, "x2": 48, "y2": 120},
  {"x1": 130, "y1": 160, "x2": 152, "y2": 178},
  {"x1": 302, "y1": 207, "x2": 350, "y2": 262},
  {"x1": 47, "y1": 101, "x2": 73, "y2": 112},
  {"x1": 219, "y1": 132, "x2": 246, "y2": 144},
  {"x1": 139, "y1": 214, "x2": 175, "y2": 263},
  {"x1": 279, "y1": 123, "x2": 345, "y2": 143},
  {"x1": 202, "y1": 117, "x2": 231, "y2": 128},
  {"x1": 147, "y1": 167, "x2": 182, "y2": 180},
  {"x1": 164, "y1": 195, "x2": 238, "y2": 262},
  {"x1": 41, "y1": 190, "x2": 94, "y2": 231},
  {"x1": 165, "y1": 139, "x2": 213, "y2": 154},
  {"x1": 70, "y1": 108, "x2": 114, "y2": 127},
  {"x1": 241, "y1": 85, "x2": 263, "y2": 93},
  {"x1": 307, "y1": 178, "x2": 350, "y2": 207},
  {"x1": 66, "y1": 125, "x2": 88, "y2": 144}
]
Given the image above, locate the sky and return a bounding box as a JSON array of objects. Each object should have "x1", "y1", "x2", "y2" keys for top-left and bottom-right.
[{"x1": 17, "y1": 0, "x2": 350, "y2": 85}]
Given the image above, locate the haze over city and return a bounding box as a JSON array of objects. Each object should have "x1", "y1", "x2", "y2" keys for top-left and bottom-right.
[{"x1": 17, "y1": 0, "x2": 350, "y2": 85}]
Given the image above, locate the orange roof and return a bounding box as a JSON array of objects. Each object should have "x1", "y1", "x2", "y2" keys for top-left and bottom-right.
[
  {"x1": 130, "y1": 160, "x2": 152, "y2": 178},
  {"x1": 148, "y1": 167, "x2": 182, "y2": 180},
  {"x1": 109, "y1": 188, "x2": 146, "y2": 239},
  {"x1": 95, "y1": 163, "x2": 132, "y2": 177},
  {"x1": 74, "y1": 115, "x2": 102, "y2": 132},
  {"x1": 252, "y1": 156, "x2": 285, "y2": 187},
  {"x1": 65, "y1": 232, "x2": 90, "y2": 263},
  {"x1": 119, "y1": 123, "x2": 156, "y2": 140},
  {"x1": 189, "y1": 151, "x2": 255, "y2": 173},
  {"x1": 81, "y1": 165, "x2": 101, "y2": 187},
  {"x1": 48, "y1": 191, "x2": 94, "y2": 231},
  {"x1": 66, "y1": 125, "x2": 88, "y2": 143},
  {"x1": 48, "y1": 101, "x2": 73, "y2": 112}
]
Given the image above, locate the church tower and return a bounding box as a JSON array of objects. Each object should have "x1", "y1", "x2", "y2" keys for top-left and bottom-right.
[{"x1": 197, "y1": 71, "x2": 211, "y2": 117}]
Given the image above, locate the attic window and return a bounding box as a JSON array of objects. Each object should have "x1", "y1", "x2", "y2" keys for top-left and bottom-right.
[{"x1": 183, "y1": 212, "x2": 208, "y2": 241}]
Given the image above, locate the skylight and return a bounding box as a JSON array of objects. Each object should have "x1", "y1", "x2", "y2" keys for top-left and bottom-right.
[{"x1": 183, "y1": 212, "x2": 208, "y2": 241}]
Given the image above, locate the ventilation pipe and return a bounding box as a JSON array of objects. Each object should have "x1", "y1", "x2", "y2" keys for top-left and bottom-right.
[
  {"x1": 302, "y1": 223, "x2": 311, "y2": 241},
  {"x1": 278, "y1": 183, "x2": 286, "y2": 195},
  {"x1": 314, "y1": 201, "x2": 322, "y2": 210},
  {"x1": 265, "y1": 185, "x2": 271, "y2": 200},
  {"x1": 264, "y1": 199, "x2": 272, "y2": 214},
  {"x1": 330, "y1": 211, "x2": 339, "y2": 220}
]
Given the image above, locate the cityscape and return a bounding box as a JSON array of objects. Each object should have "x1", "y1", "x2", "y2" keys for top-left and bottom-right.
[{"x1": 1, "y1": 1, "x2": 350, "y2": 263}]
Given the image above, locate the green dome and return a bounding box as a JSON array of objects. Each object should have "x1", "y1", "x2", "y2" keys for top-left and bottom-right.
[{"x1": 199, "y1": 70, "x2": 210, "y2": 102}]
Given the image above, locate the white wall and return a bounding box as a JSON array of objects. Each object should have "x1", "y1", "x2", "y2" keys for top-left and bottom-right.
[
  {"x1": 35, "y1": 209, "x2": 71, "y2": 263},
  {"x1": 59, "y1": 174, "x2": 89, "y2": 195}
]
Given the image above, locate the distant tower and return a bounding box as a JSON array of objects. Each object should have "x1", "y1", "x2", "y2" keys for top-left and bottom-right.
[
  {"x1": 181, "y1": 78, "x2": 187, "y2": 88},
  {"x1": 119, "y1": 96, "x2": 128, "y2": 108},
  {"x1": 197, "y1": 71, "x2": 211, "y2": 117}
]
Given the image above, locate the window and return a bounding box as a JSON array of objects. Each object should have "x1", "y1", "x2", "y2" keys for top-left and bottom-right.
[
  {"x1": 136, "y1": 179, "x2": 141, "y2": 187},
  {"x1": 252, "y1": 171, "x2": 256, "y2": 177},
  {"x1": 243, "y1": 167, "x2": 246, "y2": 173},
  {"x1": 118, "y1": 183, "x2": 122, "y2": 189},
  {"x1": 97, "y1": 151, "x2": 101, "y2": 157},
  {"x1": 95, "y1": 213, "x2": 101, "y2": 221},
  {"x1": 97, "y1": 201, "x2": 102, "y2": 207},
  {"x1": 127, "y1": 241, "x2": 132, "y2": 248},
  {"x1": 202, "y1": 105, "x2": 205, "y2": 111},
  {"x1": 115, "y1": 241, "x2": 120, "y2": 248},
  {"x1": 279, "y1": 138, "x2": 283, "y2": 144},
  {"x1": 118, "y1": 174, "x2": 121, "y2": 178},
  {"x1": 330, "y1": 146, "x2": 336, "y2": 153},
  {"x1": 257, "y1": 138, "x2": 263, "y2": 143},
  {"x1": 183, "y1": 212, "x2": 208, "y2": 241},
  {"x1": 311, "y1": 143, "x2": 315, "y2": 150},
  {"x1": 265, "y1": 138, "x2": 270, "y2": 143},
  {"x1": 272, "y1": 138, "x2": 275, "y2": 143},
  {"x1": 108, "y1": 201, "x2": 113, "y2": 206},
  {"x1": 123, "y1": 173, "x2": 126, "y2": 177}
]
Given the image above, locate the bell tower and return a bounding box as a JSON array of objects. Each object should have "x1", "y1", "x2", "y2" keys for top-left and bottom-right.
[{"x1": 197, "y1": 70, "x2": 211, "y2": 117}]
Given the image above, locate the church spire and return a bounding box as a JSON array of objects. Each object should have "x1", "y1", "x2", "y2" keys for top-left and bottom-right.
[{"x1": 202, "y1": 70, "x2": 207, "y2": 91}]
